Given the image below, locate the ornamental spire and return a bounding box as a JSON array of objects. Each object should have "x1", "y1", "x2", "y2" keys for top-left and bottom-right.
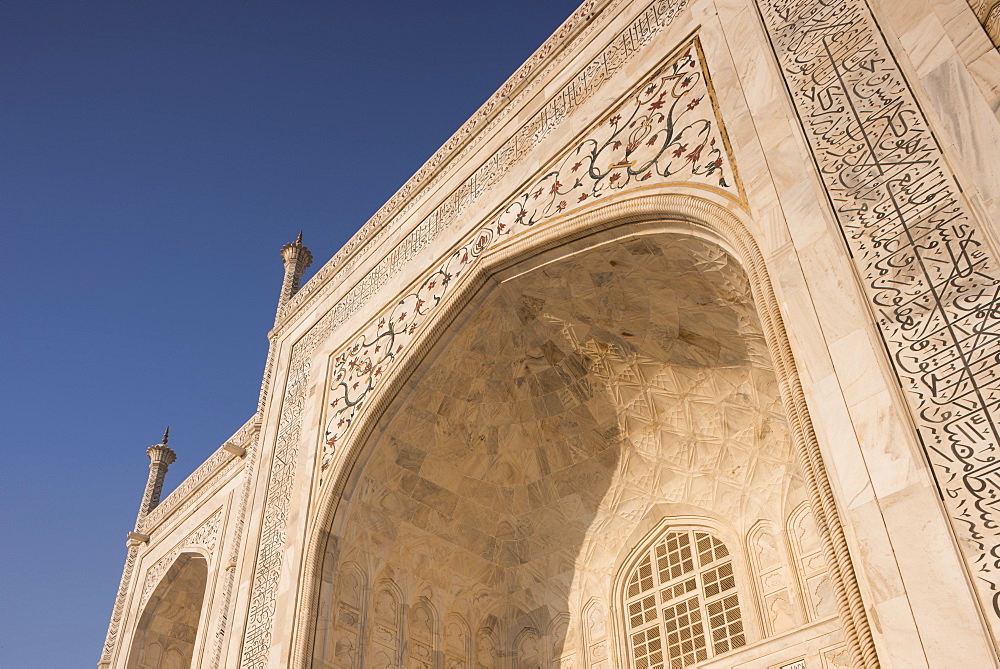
[
  {"x1": 129, "y1": 428, "x2": 177, "y2": 543},
  {"x1": 276, "y1": 231, "x2": 313, "y2": 321}
]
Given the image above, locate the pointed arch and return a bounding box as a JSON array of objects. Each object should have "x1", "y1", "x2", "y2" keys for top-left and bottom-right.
[
  {"x1": 408, "y1": 596, "x2": 439, "y2": 668},
  {"x1": 444, "y1": 612, "x2": 472, "y2": 669},
  {"x1": 293, "y1": 192, "x2": 877, "y2": 668},
  {"x1": 369, "y1": 578, "x2": 403, "y2": 668},
  {"x1": 583, "y1": 598, "x2": 610, "y2": 668},
  {"x1": 788, "y1": 502, "x2": 837, "y2": 621},
  {"x1": 475, "y1": 625, "x2": 500, "y2": 669},
  {"x1": 746, "y1": 519, "x2": 799, "y2": 635},
  {"x1": 545, "y1": 611, "x2": 574, "y2": 667},
  {"x1": 127, "y1": 552, "x2": 208, "y2": 669},
  {"x1": 514, "y1": 626, "x2": 542, "y2": 668},
  {"x1": 617, "y1": 521, "x2": 746, "y2": 668}
]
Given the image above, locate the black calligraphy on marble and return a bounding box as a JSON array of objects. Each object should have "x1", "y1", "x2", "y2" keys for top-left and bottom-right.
[{"x1": 756, "y1": 0, "x2": 1000, "y2": 625}]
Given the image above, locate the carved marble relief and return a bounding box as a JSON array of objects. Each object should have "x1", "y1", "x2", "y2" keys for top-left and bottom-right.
[
  {"x1": 967, "y1": 0, "x2": 1000, "y2": 46},
  {"x1": 320, "y1": 35, "x2": 743, "y2": 484},
  {"x1": 369, "y1": 581, "x2": 402, "y2": 668},
  {"x1": 407, "y1": 599, "x2": 437, "y2": 669},
  {"x1": 583, "y1": 600, "x2": 610, "y2": 669},
  {"x1": 747, "y1": 521, "x2": 798, "y2": 635},
  {"x1": 755, "y1": 0, "x2": 1000, "y2": 626}
]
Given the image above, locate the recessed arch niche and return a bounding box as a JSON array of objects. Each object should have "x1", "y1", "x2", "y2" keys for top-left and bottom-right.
[
  {"x1": 307, "y1": 213, "x2": 863, "y2": 668},
  {"x1": 127, "y1": 552, "x2": 208, "y2": 669}
]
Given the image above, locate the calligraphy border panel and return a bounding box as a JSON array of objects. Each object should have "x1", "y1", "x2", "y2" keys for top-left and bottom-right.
[{"x1": 754, "y1": 0, "x2": 1000, "y2": 636}]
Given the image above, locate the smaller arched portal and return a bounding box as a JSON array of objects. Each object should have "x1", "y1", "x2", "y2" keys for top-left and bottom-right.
[{"x1": 127, "y1": 552, "x2": 208, "y2": 669}]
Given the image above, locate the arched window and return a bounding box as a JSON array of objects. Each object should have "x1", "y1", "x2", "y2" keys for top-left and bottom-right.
[{"x1": 623, "y1": 528, "x2": 746, "y2": 668}]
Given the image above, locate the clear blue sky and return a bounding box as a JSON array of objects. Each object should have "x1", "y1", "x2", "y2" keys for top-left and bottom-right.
[{"x1": 0, "y1": 1, "x2": 582, "y2": 665}]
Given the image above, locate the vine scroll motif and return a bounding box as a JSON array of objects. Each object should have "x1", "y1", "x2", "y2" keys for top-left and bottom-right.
[
  {"x1": 320, "y1": 36, "x2": 743, "y2": 482},
  {"x1": 755, "y1": 0, "x2": 1000, "y2": 630}
]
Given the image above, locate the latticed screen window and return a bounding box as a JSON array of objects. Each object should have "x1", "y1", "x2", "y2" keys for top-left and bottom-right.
[{"x1": 624, "y1": 529, "x2": 746, "y2": 668}]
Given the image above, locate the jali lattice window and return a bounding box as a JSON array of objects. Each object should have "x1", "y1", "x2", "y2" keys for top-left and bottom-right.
[{"x1": 624, "y1": 529, "x2": 746, "y2": 668}]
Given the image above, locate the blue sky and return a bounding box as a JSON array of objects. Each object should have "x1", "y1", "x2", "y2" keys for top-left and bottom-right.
[{"x1": 0, "y1": 1, "x2": 582, "y2": 665}]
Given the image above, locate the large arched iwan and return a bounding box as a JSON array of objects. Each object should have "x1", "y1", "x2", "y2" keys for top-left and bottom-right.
[{"x1": 293, "y1": 194, "x2": 879, "y2": 668}]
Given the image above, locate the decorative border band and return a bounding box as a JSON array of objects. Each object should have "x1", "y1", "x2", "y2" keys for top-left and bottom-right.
[{"x1": 755, "y1": 0, "x2": 1000, "y2": 639}]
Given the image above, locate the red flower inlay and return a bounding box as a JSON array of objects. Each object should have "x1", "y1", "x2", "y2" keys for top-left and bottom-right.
[
  {"x1": 578, "y1": 193, "x2": 588, "y2": 202},
  {"x1": 609, "y1": 172, "x2": 621, "y2": 183}
]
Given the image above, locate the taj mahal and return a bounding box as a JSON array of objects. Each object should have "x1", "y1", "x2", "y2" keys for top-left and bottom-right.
[{"x1": 100, "y1": 1, "x2": 1000, "y2": 667}]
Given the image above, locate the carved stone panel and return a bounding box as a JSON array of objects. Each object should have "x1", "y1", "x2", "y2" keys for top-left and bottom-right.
[{"x1": 755, "y1": 0, "x2": 1000, "y2": 630}]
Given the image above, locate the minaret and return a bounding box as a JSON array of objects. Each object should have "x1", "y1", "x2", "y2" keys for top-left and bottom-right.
[
  {"x1": 276, "y1": 231, "x2": 313, "y2": 321},
  {"x1": 128, "y1": 428, "x2": 176, "y2": 543}
]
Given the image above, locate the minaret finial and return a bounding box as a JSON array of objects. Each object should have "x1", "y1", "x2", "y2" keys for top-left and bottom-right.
[
  {"x1": 296, "y1": 230, "x2": 303, "y2": 244},
  {"x1": 162, "y1": 426, "x2": 169, "y2": 445}
]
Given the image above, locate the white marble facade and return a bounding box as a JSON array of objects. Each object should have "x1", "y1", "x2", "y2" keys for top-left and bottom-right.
[{"x1": 101, "y1": 1, "x2": 1000, "y2": 668}]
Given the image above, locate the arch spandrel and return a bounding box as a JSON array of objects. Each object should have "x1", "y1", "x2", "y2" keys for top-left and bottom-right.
[{"x1": 299, "y1": 217, "x2": 872, "y2": 668}]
